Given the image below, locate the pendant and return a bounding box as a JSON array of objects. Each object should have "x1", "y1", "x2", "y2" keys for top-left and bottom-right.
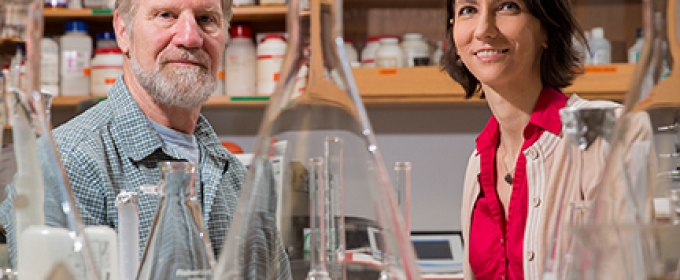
[{"x1": 504, "y1": 173, "x2": 513, "y2": 184}]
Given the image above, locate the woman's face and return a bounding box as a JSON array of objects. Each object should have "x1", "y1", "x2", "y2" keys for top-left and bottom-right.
[{"x1": 452, "y1": 0, "x2": 546, "y2": 88}]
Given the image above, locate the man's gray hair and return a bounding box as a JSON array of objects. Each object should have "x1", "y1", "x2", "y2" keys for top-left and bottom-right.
[{"x1": 114, "y1": 0, "x2": 233, "y2": 28}]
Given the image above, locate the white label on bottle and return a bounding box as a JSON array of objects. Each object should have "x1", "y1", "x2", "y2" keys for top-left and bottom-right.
[
  {"x1": 257, "y1": 55, "x2": 284, "y2": 95},
  {"x1": 376, "y1": 56, "x2": 401, "y2": 68},
  {"x1": 226, "y1": 55, "x2": 256, "y2": 95},
  {"x1": 233, "y1": 0, "x2": 255, "y2": 5},
  {"x1": 42, "y1": 52, "x2": 59, "y2": 83},
  {"x1": 91, "y1": 66, "x2": 123, "y2": 95},
  {"x1": 62, "y1": 50, "x2": 90, "y2": 78},
  {"x1": 590, "y1": 49, "x2": 611, "y2": 65}
]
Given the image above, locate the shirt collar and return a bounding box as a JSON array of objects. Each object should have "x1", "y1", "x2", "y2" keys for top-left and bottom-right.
[{"x1": 475, "y1": 86, "x2": 568, "y2": 154}]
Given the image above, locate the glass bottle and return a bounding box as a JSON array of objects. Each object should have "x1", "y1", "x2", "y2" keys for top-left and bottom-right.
[
  {"x1": 575, "y1": 0, "x2": 680, "y2": 278},
  {"x1": 541, "y1": 106, "x2": 618, "y2": 280},
  {"x1": 137, "y1": 162, "x2": 215, "y2": 280},
  {"x1": 1, "y1": 0, "x2": 101, "y2": 279},
  {"x1": 214, "y1": 0, "x2": 422, "y2": 278}
]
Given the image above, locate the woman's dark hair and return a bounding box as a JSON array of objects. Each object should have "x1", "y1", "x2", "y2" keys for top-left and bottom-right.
[{"x1": 442, "y1": 0, "x2": 587, "y2": 98}]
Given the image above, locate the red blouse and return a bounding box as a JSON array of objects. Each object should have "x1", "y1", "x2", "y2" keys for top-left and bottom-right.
[{"x1": 468, "y1": 87, "x2": 568, "y2": 280}]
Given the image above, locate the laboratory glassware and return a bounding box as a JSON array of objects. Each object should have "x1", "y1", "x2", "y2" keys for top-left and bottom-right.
[
  {"x1": 137, "y1": 161, "x2": 215, "y2": 280},
  {"x1": 214, "y1": 0, "x2": 422, "y2": 278}
]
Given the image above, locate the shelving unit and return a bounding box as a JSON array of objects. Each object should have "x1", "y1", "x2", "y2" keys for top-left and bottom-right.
[
  {"x1": 50, "y1": 64, "x2": 634, "y2": 108},
  {"x1": 43, "y1": 4, "x2": 637, "y2": 109}
]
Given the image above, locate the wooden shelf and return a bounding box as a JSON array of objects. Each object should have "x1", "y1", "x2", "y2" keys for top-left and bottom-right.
[
  {"x1": 51, "y1": 64, "x2": 634, "y2": 109},
  {"x1": 43, "y1": 6, "x2": 298, "y2": 21}
]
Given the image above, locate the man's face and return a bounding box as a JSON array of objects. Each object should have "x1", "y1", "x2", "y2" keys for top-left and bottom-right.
[{"x1": 123, "y1": 0, "x2": 227, "y2": 109}]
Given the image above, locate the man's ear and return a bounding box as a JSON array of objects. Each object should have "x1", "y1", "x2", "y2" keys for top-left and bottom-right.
[{"x1": 113, "y1": 10, "x2": 130, "y2": 55}]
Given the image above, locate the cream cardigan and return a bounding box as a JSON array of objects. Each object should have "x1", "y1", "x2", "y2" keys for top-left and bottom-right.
[{"x1": 460, "y1": 95, "x2": 632, "y2": 279}]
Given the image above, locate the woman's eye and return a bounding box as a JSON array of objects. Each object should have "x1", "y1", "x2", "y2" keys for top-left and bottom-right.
[
  {"x1": 498, "y1": 2, "x2": 520, "y2": 11},
  {"x1": 457, "y1": 6, "x2": 476, "y2": 16}
]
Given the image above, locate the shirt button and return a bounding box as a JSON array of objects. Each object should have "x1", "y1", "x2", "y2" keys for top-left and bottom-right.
[
  {"x1": 500, "y1": 238, "x2": 505, "y2": 246},
  {"x1": 532, "y1": 197, "x2": 542, "y2": 207},
  {"x1": 500, "y1": 277, "x2": 506, "y2": 280},
  {"x1": 526, "y1": 148, "x2": 539, "y2": 160},
  {"x1": 526, "y1": 250, "x2": 535, "y2": 261}
]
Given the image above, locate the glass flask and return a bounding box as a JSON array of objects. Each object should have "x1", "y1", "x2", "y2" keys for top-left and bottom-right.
[
  {"x1": 573, "y1": 0, "x2": 680, "y2": 278},
  {"x1": 541, "y1": 106, "x2": 617, "y2": 280},
  {"x1": 0, "y1": 0, "x2": 101, "y2": 279},
  {"x1": 214, "y1": 0, "x2": 422, "y2": 278},
  {"x1": 137, "y1": 162, "x2": 215, "y2": 280}
]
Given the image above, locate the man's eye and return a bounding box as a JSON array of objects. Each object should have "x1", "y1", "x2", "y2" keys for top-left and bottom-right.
[
  {"x1": 159, "y1": 12, "x2": 174, "y2": 19},
  {"x1": 198, "y1": 15, "x2": 216, "y2": 23}
]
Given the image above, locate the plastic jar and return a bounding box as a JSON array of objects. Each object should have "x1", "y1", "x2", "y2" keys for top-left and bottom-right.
[
  {"x1": 361, "y1": 35, "x2": 383, "y2": 67},
  {"x1": 233, "y1": 0, "x2": 256, "y2": 6},
  {"x1": 225, "y1": 25, "x2": 257, "y2": 96},
  {"x1": 375, "y1": 37, "x2": 404, "y2": 68},
  {"x1": 90, "y1": 47, "x2": 123, "y2": 96},
  {"x1": 343, "y1": 38, "x2": 359, "y2": 65},
  {"x1": 41, "y1": 36, "x2": 60, "y2": 96},
  {"x1": 401, "y1": 33, "x2": 430, "y2": 67},
  {"x1": 95, "y1": 31, "x2": 117, "y2": 49},
  {"x1": 260, "y1": 0, "x2": 285, "y2": 5},
  {"x1": 213, "y1": 54, "x2": 225, "y2": 96},
  {"x1": 60, "y1": 21, "x2": 92, "y2": 96},
  {"x1": 588, "y1": 27, "x2": 611, "y2": 65},
  {"x1": 257, "y1": 34, "x2": 287, "y2": 95}
]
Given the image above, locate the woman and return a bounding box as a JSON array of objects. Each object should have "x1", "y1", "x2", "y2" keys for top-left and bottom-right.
[{"x1": 442, "y1": 0, "x2": 618, "y2": 279}]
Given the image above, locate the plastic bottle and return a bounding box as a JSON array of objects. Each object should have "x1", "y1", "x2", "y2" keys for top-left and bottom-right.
[
  {"x1": 44, "y1": 0, "x2": 68, "y2": 9},
  {"x1": 233, "y1": 0, "x2": 256, "y2": 6},
  {"x1": 343, "y1": 38, "x2": 359, "y2": 65},
  {"x1": 256, "y1": 34, "x2": 287, "y2": 95},
  {"x1": 83, "y1": 0, "x2": 106, "y2": 9},
  {"x1": 41, "y1": 36, "x2": 60, "y2": 96},
  {"x1": 400, "y1": 33, "x2": 430, "y2": 67},
  {"x1": 225, "y1": 25, "x2": 257, "y2": 96},
  {"x1": 375, "y1": 37, "x2": 404, "y2": 68},
  {"x1": 588, "y1": 27, "x2": 611, "y2": 65},
  {"x1": 68, "y1": 0, "x2": 81, "y2": 9},
  {"x1": 628, "y1": 28, "x2": 644, "y2": 64},
  {"x1": 431, "y1": 40, "x2": 445, "y2": 66},
  {"x1": 95, "y1": 31, "x2": 117, "y2": 49},
  {"x1": 361, "y1": 35, "x2": 383, "y2": 67},
  {"x1": 213, "y1": 53, "x2": 225, "y2": 96},
  {"x1": 90, "y1": 47, "x2": 123, "y2": 97},
  {"x1": 60, "y1": 21, "x2": 92, "y2": 96},
  {"x1": 260, "y1": 0, "x2": 285, "y2": 5}
]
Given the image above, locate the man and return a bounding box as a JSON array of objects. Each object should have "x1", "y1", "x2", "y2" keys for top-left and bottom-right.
[{"x1": 1, "y1": 0, "x2": 290, "y2": 276}]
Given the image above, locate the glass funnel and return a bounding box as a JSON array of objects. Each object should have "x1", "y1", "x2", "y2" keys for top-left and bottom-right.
[
  {"x1": 137, "y1": 162, "x2": 215, "y2": 280},
  {"x1": 0, "y1": 0, "x2": 101, "y2": 279},
  {"x1": 214, "y1": 0, "x2": 422, "y2": 278},
  {"x1": 573, "y1": 0, "x2": 680, "y2": 278}
]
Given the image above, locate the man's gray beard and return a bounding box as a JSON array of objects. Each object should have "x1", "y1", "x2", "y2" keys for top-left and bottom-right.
[{"x1": 131, "y1": 56, "x2": 216, "y2": 110}]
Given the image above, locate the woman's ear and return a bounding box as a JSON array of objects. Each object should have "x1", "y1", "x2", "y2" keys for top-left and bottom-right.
[{"x1": 113, "y1": 10, "x2": 130, "y2": 57}]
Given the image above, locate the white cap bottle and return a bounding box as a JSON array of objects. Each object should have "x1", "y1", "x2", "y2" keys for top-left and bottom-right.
[
  {"x1": 60, "y1": 21, "x2": 92, "y2": 96},
  {"x1": 400, "y1": 33, "x2": 431, "y2": 67},
  {"x1": 375, "y1": 37, "x2": 404, "y2": 68},
  {"x1": 256, "y1": 34, "x2": 287, "y2": 95},
  {"x1": 225, "y1": 25, "x2": 257, "y2": 96},
  {"x1": 589, "y1": 27, "x2": 611, "y2": 65}
]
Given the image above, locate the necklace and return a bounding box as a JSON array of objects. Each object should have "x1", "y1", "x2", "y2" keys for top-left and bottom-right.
[{"x1": 499, "y1": 148, "x2": 516, "y2": 184}]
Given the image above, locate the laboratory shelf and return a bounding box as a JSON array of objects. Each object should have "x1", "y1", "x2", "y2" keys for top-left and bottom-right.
[{"x1": 50, "y1": 64, "x2": 634, "y2": 109}]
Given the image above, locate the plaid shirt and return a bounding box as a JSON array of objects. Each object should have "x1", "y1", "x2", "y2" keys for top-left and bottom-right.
[{"x1": 1, "y1": 78, "x2": 291, "y2": 278}]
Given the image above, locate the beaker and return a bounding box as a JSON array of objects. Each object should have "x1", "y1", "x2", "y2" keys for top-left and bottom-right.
[
  {"x1": 137, "y1": 161, "x2": 215, "y2": 280},
  {"x1": 213, "y1": 0, "x2": 422, "y2": 278},
  {"x1": 575, "y1": 0, "x2": 680, "y2": 278},
  {"x1": 0, "y1": 0, "x2": 101, "y2": 279}
]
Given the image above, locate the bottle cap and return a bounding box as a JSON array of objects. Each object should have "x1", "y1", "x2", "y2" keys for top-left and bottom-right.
[
  {"x1": 591, "y1": 27, "x2": 604, "y2": 39},
  {"x1": 65, "y1": 21, "x2": 88, "y2": 33},
  {"x1": 230, "y1": 25, "x2": 253, "y2": 39},
  {"x1": 97, "y1": 32, "x2": 116, "y2": 41}
]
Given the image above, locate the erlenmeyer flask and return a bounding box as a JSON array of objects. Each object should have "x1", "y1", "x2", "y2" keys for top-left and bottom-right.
[
  {"x1": 214, "y1": 0, "x2": 422, "y2": 278},
  {"x1": 542, "y1": 106, "x2": 617, "y2": 280},
  {"x1": 0, "y1": 0, "x2": 101, "y2": 279},
  {"x1": 137, "y1": 161, "x2": 215, "y2": 280},
  {"x1": 575, "y1": 0, "x2": 680, "y2": 278}
]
